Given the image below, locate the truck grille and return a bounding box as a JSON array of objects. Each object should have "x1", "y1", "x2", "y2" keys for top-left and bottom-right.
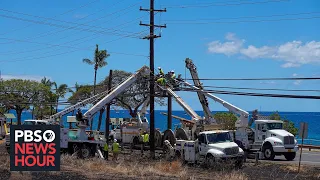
[
  {"x1": 284, "y1": 136, "x2": 295, "y2": 145},
  {"x1": 224, "y1": 147, "x2": 239, "y2": 155}
]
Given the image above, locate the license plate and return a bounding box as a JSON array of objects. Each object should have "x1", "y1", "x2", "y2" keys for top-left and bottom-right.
[{"x1": 288, "y1": 149, "x2": 292, "y2": 152}]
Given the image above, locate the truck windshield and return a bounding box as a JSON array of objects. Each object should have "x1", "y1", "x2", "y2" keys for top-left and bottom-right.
[
  {"x1": 23, "y1": 121, "x2": 35, "y2": 125},
  {"x1": 207, "y1": 132, "x2": 231, "y2": 143},
  {"x1": 267, "y1": 123, "x2": 282, "y2": 130}
]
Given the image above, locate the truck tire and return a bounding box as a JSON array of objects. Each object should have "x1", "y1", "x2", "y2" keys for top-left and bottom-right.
[
  {"x1": 284, "y1": 152, "x2": 296, "y2": 161},
  {"x1": 206, "y1": 154, "x2": 215, "y2": 168},
  {"x1": 80, "y1": 144, "x2": 92, "y2": 159},
  {"x1": 263, "y1": 144, "x2": 275, "y2": 160}
]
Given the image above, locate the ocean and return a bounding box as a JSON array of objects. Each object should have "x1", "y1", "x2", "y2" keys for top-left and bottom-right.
[{"x1": 7, "y1": 110, "x2": 320, "y2": 144}]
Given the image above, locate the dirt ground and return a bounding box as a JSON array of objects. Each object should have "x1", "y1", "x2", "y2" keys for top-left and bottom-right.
[{"x1": 0, "y1": 141, "x2": 319, "y2": 180}]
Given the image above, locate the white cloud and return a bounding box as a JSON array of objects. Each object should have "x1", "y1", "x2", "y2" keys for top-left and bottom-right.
[
  {"x1": 292, "y1": 73, "x2": 298, "y2": 77},
  {"x1": 207, "y1": 33, "x2": 320, "y2": 68},
  {"x1": 1, "y1": 74, "x2": 51, "y2": 82},
  {"x1": 207, "y1": 33, "x2": 244, "y2": 56}
]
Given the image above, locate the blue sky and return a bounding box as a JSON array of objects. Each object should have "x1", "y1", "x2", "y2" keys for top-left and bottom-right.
[{"x1": 0, "y1": 0, "x2": 319, "y2": 112}]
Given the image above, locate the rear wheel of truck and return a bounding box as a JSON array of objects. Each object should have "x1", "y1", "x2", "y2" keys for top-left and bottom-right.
[
  {"x1": 284, "y1": 152, "x2": 296, "y2": 161},
  {"x1": 263, "y1": 144, "x2": 275, "y2": 160},
  {"x1": 80, "y1": 144, "x2": 92, "y2": 159}
]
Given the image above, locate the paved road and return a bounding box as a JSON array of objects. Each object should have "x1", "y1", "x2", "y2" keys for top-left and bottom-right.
[{"x1": 266, "y1": 151, "x2": 320, "y2": 166}]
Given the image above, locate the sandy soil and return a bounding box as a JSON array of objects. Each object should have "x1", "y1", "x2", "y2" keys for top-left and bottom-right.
[{"x1": 0, "y1": 141, "x2": 319, "y2": 180}]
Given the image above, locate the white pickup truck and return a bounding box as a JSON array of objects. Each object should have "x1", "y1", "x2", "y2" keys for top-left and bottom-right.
[{"x1": 165, "y1": 130, "x2": 245, "y2": 168}]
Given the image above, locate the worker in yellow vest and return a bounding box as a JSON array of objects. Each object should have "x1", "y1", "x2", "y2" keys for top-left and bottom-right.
[
  {"x1": 112, "y1": 139, "x2": 120, "y2": 161},
  {"x1": 103, "y1": 142, "x2": 109, "y2": 160}
]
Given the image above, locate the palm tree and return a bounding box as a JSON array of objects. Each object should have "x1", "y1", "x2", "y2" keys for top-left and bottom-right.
[
  {"x1": 83, "y1": 44, "x2": 110, "y2": 95},
  {"x1": 53, "y1": 83, "x2": 72, "y2": 113}
]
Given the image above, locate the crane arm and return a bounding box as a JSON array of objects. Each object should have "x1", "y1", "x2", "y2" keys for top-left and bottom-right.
[
  {"x1": 185, "y1": 58, "x2": 213, "y2": 121},
  {"x1": 157, "y1": 84, "x2": 201, "y2": 121},
  {"x1": 139, "y1": 96, "x2": 150, "y2": 116},
  {"x1": 182, "y1": 81, "x2": 249, "y2": 127},
  {"x1": 49, "y1": 88, "x2": 110, "y2": 122},
  {"x1": 84, "y1": 66, "x2": 150, "y2": 121}
]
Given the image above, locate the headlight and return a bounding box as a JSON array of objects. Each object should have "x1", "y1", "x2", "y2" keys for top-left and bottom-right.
[{"x1": 273, "y1": 142, "x2": 283, "y2": 146}]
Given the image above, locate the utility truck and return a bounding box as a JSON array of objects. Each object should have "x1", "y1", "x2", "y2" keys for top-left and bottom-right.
[
  {"x1": 156, "y1": 84, "x2": 245, "y2": 167},
  {"x1": 183, "y1": 58, "x2": 298, "y2": 160},
  {"x1": 5, "y1": 66, "x2": 151, "y2": 158}
]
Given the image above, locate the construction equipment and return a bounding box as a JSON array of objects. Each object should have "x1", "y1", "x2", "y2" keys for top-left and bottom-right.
[
  {"x1": 156, "y1": 84, "x2": 244, "y2": 167},
  {"x1": 5, "y1": 66, "x2": 151, "y2": 159},
  {"x1": 183, "y1": 58, "x2": 298, "y2": 161}
]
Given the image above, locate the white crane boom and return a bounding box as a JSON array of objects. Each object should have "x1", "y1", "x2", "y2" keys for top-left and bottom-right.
[
  {"x1": 185, "y1": 58, "x2": 214, "y2": 122},
  {"x1": 157, "y1": 84, "x2": 201, "y2": 121},
  {"x1": 49, "y1": 88, "x2": 110, "y2": 123},
  {"x1": 84, "y1": 66, "x2": 150, "y2": 121},
  {"x1": 182, "y1": 81, "x2": 249, "y2": 127}
]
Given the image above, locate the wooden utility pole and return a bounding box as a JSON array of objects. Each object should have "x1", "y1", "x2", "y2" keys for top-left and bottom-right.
[
  {"x1": 140, "y1": 0, "x2": 166, "y2": 159},
  {"x1": 105, "y1": 70, "x2": 113, "y2": 144}
]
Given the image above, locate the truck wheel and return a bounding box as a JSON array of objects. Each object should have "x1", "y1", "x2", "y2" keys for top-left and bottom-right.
[
  {"x1": 206, "y1": 154, "x2": 215, "y2": 168},
  {"x1": 80, "y1": 144, "x2": 91, "y2": 159},
  {"x1": 263, "y1": 144, "x2": 275, "y2": 160},
  {"x1": 284, "y1": 152, "x2": 296, "y2": 161}
]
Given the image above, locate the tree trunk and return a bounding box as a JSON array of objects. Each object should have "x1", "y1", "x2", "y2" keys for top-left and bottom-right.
[
  {"x1": 56, "y1": 97, "x2": 59, "y2": 113},
  {"x1": 93, "y1": 66, "x2": 97, "y2": 95},
  {"x1": 16, "y1": 108, "x2": 23, "y2": 125},
  {"x1": 97, "y1": 108, "x2": 104, "y2": 131},
  {"x1": 32, "y1": 106, "x2": 34, "y2": 119}
]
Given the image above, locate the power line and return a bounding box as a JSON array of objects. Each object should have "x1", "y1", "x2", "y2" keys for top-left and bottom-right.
[
  {"x1": 165, "y1": 0, "x2": 289, "y2": 8},
  {"x1": 0, "y1": 1, "x2": 141, "y2": 45},
  {"x1": 166, "y1": 16, "x2": 320, "y2": 24},
  {"x1": 185, "y1": 77, "x2": 320, "y2": 81},
  {"x1": 181, "y1": 88, "x2": 320, "y2": 99},
  {"x1": 0, "y1": 14, "x2": 142, "y2": 38},
  {"x1": 197, "y1": 85, "x2": 320, "y2": 92},
  {"x1": 0, "y1": 0, "x2": 100, "y2": 36},
  {"x1": 165, "y1": 11, "x2": 320, "y2": 22}
]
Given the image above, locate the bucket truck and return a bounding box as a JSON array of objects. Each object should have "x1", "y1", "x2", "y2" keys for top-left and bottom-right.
[
  {"x1": 184, "y1": 58, "x2": 298, "y2": 161},
  {"x1": 157, "y1": 85, "x2": 244, "y2": 167},
  {"x1": 5, "y1": 66, "x2": 151, "y2": 158}
]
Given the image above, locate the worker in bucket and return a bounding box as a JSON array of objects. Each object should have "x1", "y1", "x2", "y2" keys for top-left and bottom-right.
[
  {"x1": 76, "y1": 108, "x2": 83, "y2": 122},
  {"x1": 103, "y1": 141, "x2": 109, "y2": 161},
  {"x1": 170, "y1": 70, "x2": 176, "y2": 79},
  {"x1": 156, "y1": 77, "x2": 166, "y2": 86},
  {"x1": 112, "y1": 139, "x2": 120, "y2": 161},
  {"x1": 158, "y1": 67, "x2": 164, "y2": 77}
]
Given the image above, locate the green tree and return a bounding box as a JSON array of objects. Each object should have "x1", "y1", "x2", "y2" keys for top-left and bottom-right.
[
  {"x1": 269, "y1": 111, "x2": 298, "y2": 135},
  {"x1": 83, "y1": 44, "x2": 110, "y2": 95},
  {"x1": 213, "y1": 112, "x2": 238, "y2": 130},
  {"x1": 52, "y1": 83, "x2": 72, "y2": 113},
  {"x1": 0, "y1": 79, "x2": 51, "y2": 124}
]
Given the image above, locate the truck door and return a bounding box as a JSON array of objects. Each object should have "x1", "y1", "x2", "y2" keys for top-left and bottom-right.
[
  {"x1": 256, "y1": 124, "x2": 267, "y2": 142},
  {"x1": 198, "y1": 134, "x2": 208, "y2": 156}
]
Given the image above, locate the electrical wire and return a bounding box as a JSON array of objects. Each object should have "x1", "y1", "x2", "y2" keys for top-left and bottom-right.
[
  {"x1": 197, "y1": 85, "x2": 320, "y2": 92},
  {"x1": 165, "y1": 0, "x2": 289, "y2": 8},
  {"x1": 0, "y1": 1, "x2": 141, "y2": 45},
  {"x1": 165, "y1": 11, "x2": 320, "y2": 22},
  {"x1": 0, "y1": 0, "x2": 100, "y2": 36},
  {"x1": 166, "y1": 16, "x2": 320, "y2": 24},
  {"x1": 185, "y1": 77, "x2": 320, "y2": 81},
  {"x1": 180, "y1": 88, "x2": 320, "y2": 99}
]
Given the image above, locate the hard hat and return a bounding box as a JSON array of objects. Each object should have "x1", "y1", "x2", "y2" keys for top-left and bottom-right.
[
  {"x1": 170, "y1": 70, "x2": 174, "y2": 73},
  {"x1": 114, "y1": 139, "x2": 117, "y2": 142},
  {"x1": 158, "y1": 67, "x2": 161, "y2": 69}
]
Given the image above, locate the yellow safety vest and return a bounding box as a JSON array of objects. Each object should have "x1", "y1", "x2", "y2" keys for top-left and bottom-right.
[
  {"x1": 103, "y1": 143, "x2": 108, "y2": 151},
  {"x1": 112, "y1": 142, "x2": 119, "y2": 153},
  {"x1": 143, "y1": 134, "x2": 149, "y2": 143}
]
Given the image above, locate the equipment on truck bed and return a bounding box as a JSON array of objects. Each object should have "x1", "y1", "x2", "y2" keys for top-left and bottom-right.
[{"x1": 183, "y1": 58, "x2": 298, "y2": 161}]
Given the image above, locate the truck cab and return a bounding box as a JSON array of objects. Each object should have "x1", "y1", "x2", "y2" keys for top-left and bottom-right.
[
  {"x1": 198, "y1": 131, "x2": 244, "y2": 163},
  {"x1": 174, "y1": 130, "x2": 244, "y2": 168},
  {"x1": 252, "y1": 120, "x2": 298, "y2": 160}
]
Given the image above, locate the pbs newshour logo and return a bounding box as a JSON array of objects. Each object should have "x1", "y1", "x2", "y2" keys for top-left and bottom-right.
[{"x1": 10, "y1": 125, "x2": 60, "y2": 171}]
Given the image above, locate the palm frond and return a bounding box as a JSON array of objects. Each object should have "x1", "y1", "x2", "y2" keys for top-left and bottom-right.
[{"x1": 83, "y1": 58, "x2": 94, "y2": 65}]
